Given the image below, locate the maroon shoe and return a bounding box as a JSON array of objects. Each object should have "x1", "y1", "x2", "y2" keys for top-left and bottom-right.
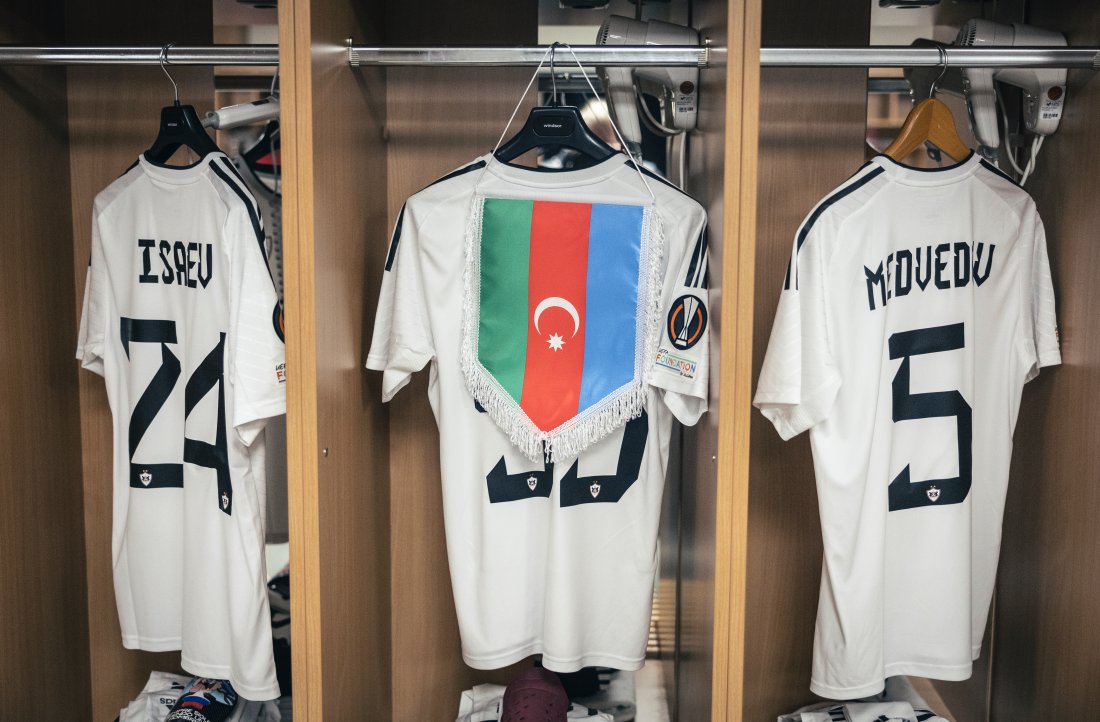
[{"x1": 500, "y1": 667, "x2": 569, "y2": 722}]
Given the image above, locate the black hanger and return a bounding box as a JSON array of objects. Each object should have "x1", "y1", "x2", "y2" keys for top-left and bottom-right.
[
  {"x1": 494, "y1": 44, "x2": 616, "y2": 164},
  {"x1": 144, "y1": 44, "x2": 222, "y2": 164},
  {"x1": 144, "y1": 102, "x2": 222, "y2": 164}
]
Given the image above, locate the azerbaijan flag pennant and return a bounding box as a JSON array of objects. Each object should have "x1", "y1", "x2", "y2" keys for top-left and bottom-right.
[{"x1": 461, "y1": 196, "x2": 663, "y2": 463}]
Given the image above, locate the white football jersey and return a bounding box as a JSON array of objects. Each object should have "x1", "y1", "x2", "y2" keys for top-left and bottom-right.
[
  {"x1": 754, "y1": 153, "x2": 1060, "y2": 698},
  {"x1": 367, "y1": 153, "x2": 709, "y2": 672},
  {"x1": 77, "y1": 152, "x2": 286, "y2": 700}
]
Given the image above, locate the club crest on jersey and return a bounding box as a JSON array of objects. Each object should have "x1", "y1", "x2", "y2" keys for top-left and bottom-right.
[
  {"x1": 667, "y1": 294, "x2": 707, "y2": 350},
  {"x1": 927, "y1": 485, "x2": 941, "y2": 502},
  {"x1": 221, "y1": 491, "x2": 230, "y2": 510},
  {"x1": 527, "y1": 475, "x2": 538, "y2": 491},
  {"x1": 139, "y1": 469, "x2": 152, "y2": 486},
  {"x1": 463, "y1": 197, "x2": 661, "y2": 463},
  {"x1": 590, "y1": 480, "x2": 602, "y2": 498}
]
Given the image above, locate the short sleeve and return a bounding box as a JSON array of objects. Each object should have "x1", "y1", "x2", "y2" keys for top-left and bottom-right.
[
  {"x1": 365, "y1": 202, "x2": 435, "y2": 401},
  {"x1": 649, "y1": 214, "x2": 710, "y2": 426},
  {"x1": 1021, "y1": 205, "x2": 1061, "y2": 382},
  {"x1": 753, "y1": 220, "x2": 842, "y2": 441},
  {"x1": 76, "y1": 209, "x2": 109, "y2": 377},
  {"x1": 227, "y1": 199, "x2": 287, "y2": 444}
]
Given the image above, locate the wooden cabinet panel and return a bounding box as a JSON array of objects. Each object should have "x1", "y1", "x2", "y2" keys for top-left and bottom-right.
[{"x1": 994, "y1": 2, "x2": 1100, "y2": 716}]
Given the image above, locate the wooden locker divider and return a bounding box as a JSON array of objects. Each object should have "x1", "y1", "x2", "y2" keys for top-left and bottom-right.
[
  {"x1": 708, "y1": 0, "x2": 762, "y2": 718},
  {"x1": 666, "y1": 0, "x2": 734, "y2": 719},
  {"x1": 279, "y1": 0, "x2": 392, "y2": 719},
  {"x1": 280, "y1": 0, "x2": 538, "y2": 718},
  {"x1": 0, "y1": 5, "x2": 90, "y2": 721},
  {"x1": 994, "y1": 0, "x2": 1100, "y2": 716},
  {"x1": 739, "y1": 1, "x2": 871, "y2": 718}
]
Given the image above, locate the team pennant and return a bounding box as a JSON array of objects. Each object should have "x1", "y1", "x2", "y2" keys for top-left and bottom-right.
[{"x1": 462, "y1": 197, "x2": 662, "y2": 462}]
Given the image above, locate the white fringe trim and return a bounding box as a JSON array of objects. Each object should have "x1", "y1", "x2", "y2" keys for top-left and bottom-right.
[{"x1": 461, "y1": 196, "x2": 665, "y2": 463}]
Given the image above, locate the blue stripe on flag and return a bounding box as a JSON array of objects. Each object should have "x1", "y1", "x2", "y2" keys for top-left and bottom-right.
[{"x1": 578, "y1": 203, "x2": 643, "y2": 412}]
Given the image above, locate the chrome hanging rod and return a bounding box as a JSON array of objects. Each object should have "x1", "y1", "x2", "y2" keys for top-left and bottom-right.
[
  {"x1": 0, "y1": 45, "x2": 1097, "y2": 69},
  {"x1": 347, "y1": 45, "x2": 709, "y2": 67},
  {"x1": 761, "y1": 46, "x2": 1100, "y2": 69},
  {"x1": 0, "y1": 45, "x2": 279, "y2": 65}
]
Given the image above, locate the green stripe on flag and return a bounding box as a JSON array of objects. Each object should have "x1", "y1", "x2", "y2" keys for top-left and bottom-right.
[{"x1": 478, "y1": 198, "x2": 531, "y2": 404}]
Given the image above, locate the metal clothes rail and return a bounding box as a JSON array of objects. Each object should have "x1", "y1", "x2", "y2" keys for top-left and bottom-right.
[{"x1": 0, "y1": 44, "x2": 1097, "y2": 69}]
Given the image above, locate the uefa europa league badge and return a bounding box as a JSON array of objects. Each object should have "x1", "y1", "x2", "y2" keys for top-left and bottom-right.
[{"x1": 926, "y1": 485, "x2": 941, "y2": 502}]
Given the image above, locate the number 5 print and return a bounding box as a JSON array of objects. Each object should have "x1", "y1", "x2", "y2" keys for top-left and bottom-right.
[{"x1": 888, "y1": 323, "x2": 973, "y2": 512}]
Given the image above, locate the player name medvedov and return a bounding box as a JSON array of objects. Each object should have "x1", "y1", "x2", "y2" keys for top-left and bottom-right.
[
  {"x1": 137, "y1": 238, "x2": 214, "y2": 288},
  {"x1": 864, "y1": 241, "x2": 996, "y2": 312}
]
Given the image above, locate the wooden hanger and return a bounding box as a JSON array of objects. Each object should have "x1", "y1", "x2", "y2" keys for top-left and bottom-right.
[{"x1": 883, "y1": 97, "x2": 971, "y2": 162}]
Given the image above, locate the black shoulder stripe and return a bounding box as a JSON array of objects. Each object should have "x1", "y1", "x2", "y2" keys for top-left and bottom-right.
[
  {"x1": 216, "y1": 155, "x2": 251, "y2": 187},
  {"x1": 419, "y1": 159, "x2": 486, "y2": 193},
  {"x1": 785, "y1": 166, "x2": 885, "y2": 289},
  {"x1": 637, "y1": 164, "x2": 702, "y2": 204},
  {"x1": 384, "y1": 204, "x2": 407, "y2": 272},
  {"x1": 844, "y1": 160, "x2": 873, "y2": 181},
  {"x1": 272, "y1": 301, "x2": 285, "y2": 343},
  {"x1": 382, "y1": 160, "x2": 485, "y2": 272},
  {"x1": 684, "y1": 226, "x2": 709, "y2": 288},
  {"x1": 210, "y1": 161, "x2": 269, "y2": 266},
  {"x1": 121, "y1": 158, "x2": 139, "y2": 177},
  {"x1": 979, "y1": 158, "x2": 1021, "y2": 187}
]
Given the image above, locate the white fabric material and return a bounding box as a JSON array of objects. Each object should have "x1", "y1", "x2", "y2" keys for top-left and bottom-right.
[
  {"x1": 78, "y1": 153, "x2": 286, "y2": 699},
  {"x1": 118, "y1": 671, "x2": 282, "y2": 722},
  {"x1": 456, "y1": 683, "x2": 614, "y2": 722},
  {"x1": 754, "y1": 153, "x2": 1061, "y2": 698},
  {"x1": 233, "y1": 146, "x2": 288, "y2": 546},
  {"x1": 119, "y1": 671, "x2": 191, "y2": 722},
  {"x1": 780, "y1": 700, "x2": 947, "y2": 722},
  {"x1": 368, "y1": 153, "x2": 708, "y2": 672}
]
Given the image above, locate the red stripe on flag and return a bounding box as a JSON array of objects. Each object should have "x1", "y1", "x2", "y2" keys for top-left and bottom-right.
[{"x1": 520, "y1": 201, "x2": 591, "y2": 432}]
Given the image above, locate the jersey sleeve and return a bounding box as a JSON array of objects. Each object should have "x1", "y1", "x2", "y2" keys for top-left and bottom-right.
[
  {"x1": 76, "y1": 206, "x2": 109, "y2": 377},
  {"x1": 753, "y1": 219, "x2": 842, "y2": 441},
  {"x1": 1020, "y1": 204, "x2": 1061, "y2": 382},
  {"x1": 226, "y1": 198, "x2": 286, "y2": 445},
  {"x1": 365, "y1": 202, "x2": 435, "y2": 401},
  {"x1": 649, "y1": 213, "x2": 710, "y2": 426}
]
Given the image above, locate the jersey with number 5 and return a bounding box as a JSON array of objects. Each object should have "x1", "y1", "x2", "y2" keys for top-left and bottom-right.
[
  {"x1": 77, "y1": 153, "x2": 286, "y2": 700},
  {"x1": 753, "y1": 153, "x2": 1060, "y2": 699}
]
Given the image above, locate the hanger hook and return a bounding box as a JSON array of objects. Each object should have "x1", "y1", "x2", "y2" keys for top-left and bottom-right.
[
  {"x1": 930, "y1": 42, "x2": 948, "y2": 99},
  {"x1": 549, "y1": 42, "x2": 559, "y2": 103},
  {"x1": 159, "y1": 43, "x2": 180, "y2": 106},
  {"x1": 269, "y1": 64, "x2": 280, "y2": 98}
]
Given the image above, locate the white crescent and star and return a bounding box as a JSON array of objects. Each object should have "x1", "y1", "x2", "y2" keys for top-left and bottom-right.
[{"x1": 533, "y1": 296, "x2": 580, "y2": 352}]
